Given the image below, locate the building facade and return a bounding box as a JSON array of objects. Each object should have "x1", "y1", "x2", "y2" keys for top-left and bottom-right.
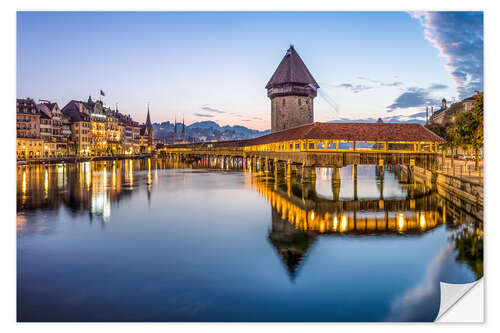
[
  {"x1": 266, "y1": 45, "x2": 319, "y2": 133},
  {"x1": 16, "y1": 95, "x2": 153, "y2": 160},
  {"x1": 16, "y1": 98, "x2": 43, "y2": 159},
  {"x1": 61, "y1": 100, "x2": 92, "y2": 156}
]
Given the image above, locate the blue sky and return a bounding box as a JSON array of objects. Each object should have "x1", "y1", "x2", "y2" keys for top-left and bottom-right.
[{"x1": 17, "y1": 11, "x2": 483, "y2": 130}]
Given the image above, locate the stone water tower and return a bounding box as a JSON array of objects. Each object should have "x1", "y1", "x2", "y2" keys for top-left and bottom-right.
[{"x1": 266, "y1": 45, "x2": 319, "y2": 133}]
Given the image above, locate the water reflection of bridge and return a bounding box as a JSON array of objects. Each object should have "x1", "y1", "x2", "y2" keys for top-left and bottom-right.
[
  {"x1": 249, "y1": 175, "x2": 446, "y2": 279},
  {"x1": 253, "y1": 177, "x2": 444, "y2": 236}
]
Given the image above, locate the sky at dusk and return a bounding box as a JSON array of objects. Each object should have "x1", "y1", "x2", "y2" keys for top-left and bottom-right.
[{"x1": 17, "y1": 11, "x2": 483, "y2": 130}]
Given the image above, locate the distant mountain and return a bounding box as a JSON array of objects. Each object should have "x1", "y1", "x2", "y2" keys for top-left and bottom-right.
[
  {"x1": 153, "y1": 120, "x2": 269, "y2": 143},
  {"x1": 328, "y1": 116, "x2": 425, "y2": 125},
  {"x1": 188, "y1": 121, "x2": 220, "y2": 130}
]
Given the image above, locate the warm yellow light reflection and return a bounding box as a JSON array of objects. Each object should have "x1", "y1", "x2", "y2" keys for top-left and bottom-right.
[
  {"x1": 129, "y1": 160, "x2": 133, "y2": 186},
  {"x1": 112, "y1": 164, "x2": 116, "y2": 188},
  {"x1": 103, "y1": 166, "x2": 107, "y2": 188},
  {"x1": 341, "y1": 215, "x2": 348, "y2": 232},
  {"x1": 249, "y1": 176, "x2": 442, "y2": 234},
  {"x1": 22, "y1": 170, "x2": 26, "y2": 194},
  {"x1": 398, "y1": 213, "x2": 405, "y2": 230},
  {"x1": 420, "y1": 214, "x2": 426, "y2": 228},
  {"x1": 84, "y1": 162, "x2": 91, "y2": 188},
  {"x1": 44, "y1": 169, "x2": 48, "y2": 198}
]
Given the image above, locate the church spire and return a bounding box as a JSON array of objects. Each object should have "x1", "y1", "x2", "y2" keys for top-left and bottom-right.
[
  {"x1": 182, "y1": 115, "x2": 185, "y2": 136},
  {"x1": 145, "y1": 103, "x2": 152, "y2": 128}
]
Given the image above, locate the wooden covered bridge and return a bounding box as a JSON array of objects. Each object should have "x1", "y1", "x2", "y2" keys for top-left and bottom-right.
[{"x1": 157, "y1": 121, "x2": 445, "y2": 183}]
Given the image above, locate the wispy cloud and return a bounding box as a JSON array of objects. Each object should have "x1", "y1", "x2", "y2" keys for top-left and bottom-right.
[
  {"x1": 386, "y1": 87, "x2": 440, "y2": 112},
  {"x1": 329, "y1": 114, "x2": 425, "y2": 124},
  {"x1": 193, "y1": 113, "x2": 215, "y2": 118},
  {"x1": 357, "y1": 76, "x2": 403, "y2": 87},
  {"x1": 429, "y1": 83, "x2": 448, "y2": 90},
  {"x1": 336, "y1": 83, "x2": 373, "y2": 93},
  {"x1": 201, "y1": 105, "x2": 225, "y2": 114},
  {"x1": 411, "y1": 12, "x2": 483, "y2": 99}
]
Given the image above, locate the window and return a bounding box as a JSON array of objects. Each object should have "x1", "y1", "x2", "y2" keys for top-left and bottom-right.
[
  {"x1": 339, "y1": 142, "x2": 354, "y2": 150},
  {"x1": 282, "y1": 99, "x2": 286, "y2": 106},
  {"x1": 327, "y1": 142, "x2": 337, "y2": 150},
  {"x1": 298, "y1": 99, "x2": 301, "y2": 106},
  {"x1": 308, "y1": 142, "x2": 315, "y2": 149},
  {"x1": 356, "y1": 142, "x2": 382, "y2": 150},
  {"x1": 303, "y1": 143, "x2": 307, "y2": 149},
  {"x1": 388, "y1": 143, "x2": 414, "y2": 151},
  {"x1": 295, "y1": 143, "x2": 300, "y2": 149},
  {"x1": 317, "y1": 142, "x2": 325, "y2": 149},
  {"x1": 306, "y1": 99, "x2": 309, "y2": 105},
  {"x1": 420, "y1": 143, "x2": 432, "y2": 152}
]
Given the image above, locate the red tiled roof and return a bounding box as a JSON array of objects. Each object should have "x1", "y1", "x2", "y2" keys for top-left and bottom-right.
[
  {"x1": 167, "y1": 122, "x2": 445, "y2": 149},
  {"x1": 244, "y1": 122, "x2": 445, "y2": 145},
  {"x1": 265, "y1": 45, "x2": 319, "y2": 89}
]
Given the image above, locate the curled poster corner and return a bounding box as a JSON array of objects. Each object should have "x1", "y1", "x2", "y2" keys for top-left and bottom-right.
[{"x1": 435, "y1": 278, "x2": 484, "y2": 322}]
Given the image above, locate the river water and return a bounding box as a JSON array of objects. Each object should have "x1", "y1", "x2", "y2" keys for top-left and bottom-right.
[{"x1": 17, "y1": 159, "x2": 483, "y2": 322}]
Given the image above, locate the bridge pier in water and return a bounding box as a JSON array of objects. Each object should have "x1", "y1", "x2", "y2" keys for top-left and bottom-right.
[{"x1": 332, "y1": 167, "x2": 341, "y2": 201}]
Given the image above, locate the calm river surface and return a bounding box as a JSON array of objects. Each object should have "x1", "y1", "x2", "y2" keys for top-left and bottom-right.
[{"x1": 17, "y1": 159, "x2": 483, "y2": 322}]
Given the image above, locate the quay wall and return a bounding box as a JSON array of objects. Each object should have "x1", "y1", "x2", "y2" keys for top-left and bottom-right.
[
  {"x1": 17, "y1": 154, "x2": 153, "y2": 166},
  {"x1": 400, "y1": 165, "x2": 483, "y2": 220}
]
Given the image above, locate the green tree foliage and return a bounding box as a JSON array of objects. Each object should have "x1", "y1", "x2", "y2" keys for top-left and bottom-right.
[{"x1": 453, "y1": 93, "x2": 483, "y2": 169}]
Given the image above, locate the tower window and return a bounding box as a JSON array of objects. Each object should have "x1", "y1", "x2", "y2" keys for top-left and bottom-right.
[
  {"x1": 306, "y1": 99, "x2": 309, "y2": 105},
  {"x1": 298, "y1": 99, "x2": 301, "y2": 106},
  {"x1": 282, "y1": 99, "x2": 286, "y2": 106}
]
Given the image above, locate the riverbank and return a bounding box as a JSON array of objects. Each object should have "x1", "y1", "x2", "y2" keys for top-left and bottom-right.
[
  {"x1": 17, "y1": 154, "x2": 153, "y2": 166},
  {"x1": 400, "y1": 165, "x2": 483, "y2": 220}
]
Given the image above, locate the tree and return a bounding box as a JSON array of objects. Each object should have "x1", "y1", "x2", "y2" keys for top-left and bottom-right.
[{"x1": 452, "y1": 93, "x2": 483, "y2": 170}]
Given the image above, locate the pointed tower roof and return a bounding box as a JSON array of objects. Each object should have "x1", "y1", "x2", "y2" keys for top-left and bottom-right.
[
  {"x1": 266, "y1": 45, "x2": 319, "y2": 89},
  {"x1": 145, "y1": 104, "x2": 152, "y2": 128}
]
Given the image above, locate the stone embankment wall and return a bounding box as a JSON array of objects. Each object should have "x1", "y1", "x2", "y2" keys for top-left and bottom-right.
[
  {"x1": 17, "y1": 154, "x2": 153, "y2": 166},
  {"x1": 400, "y1": 165, "x2": 483, "y2": 220}
]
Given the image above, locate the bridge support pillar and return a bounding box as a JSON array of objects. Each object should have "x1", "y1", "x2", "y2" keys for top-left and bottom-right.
[
  {"x1": 332, "y1": 167, "x2": 341, "y2": 201},
  {"x1": 301, "y1": 166, "x2": 316, "y2": 183},
  {"x1": 378, "y1": 166, "x2": 384, "y2": 200},
  {"x1": 353, "y1": 164, "x2": 358, "y2": 201},
  {"x1": 407, "y1": 164, "x2": 414, "y2": 184},
  {"x1": 264, "y1": 157, "x2": 270, "y2": 175},
  {"x1": 286, "y1": 160, "x2": 292, "y2": 179}
]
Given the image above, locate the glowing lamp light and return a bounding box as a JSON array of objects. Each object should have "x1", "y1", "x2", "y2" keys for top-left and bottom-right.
[{"x1": 333, "y1": 216, "x2": 338, "y2": 230}]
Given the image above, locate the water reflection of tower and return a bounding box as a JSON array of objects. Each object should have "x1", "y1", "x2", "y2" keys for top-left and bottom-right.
[{"x1": 268, "y1": 209, "x2": 317, "y2": 280}]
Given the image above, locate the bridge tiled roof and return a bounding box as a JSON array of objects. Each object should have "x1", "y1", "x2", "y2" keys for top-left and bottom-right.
[
  {"x1": 245, "y1": 122, "x2": 445, "y2": 145},
  {"x1": 165, "y1": 122, "x2": 444, "y2": 149}
]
